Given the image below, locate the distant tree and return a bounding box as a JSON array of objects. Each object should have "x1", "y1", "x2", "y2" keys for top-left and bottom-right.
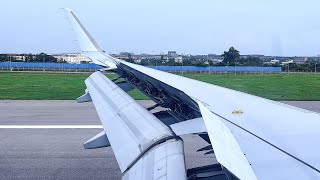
[
  {"x1": 239, "y1": 56, "x2": 263, "y2": 66},
  {"x1": 0, "y1": 54, "x2": 7, "y2": 62},
  {"x1": 194, "y1": 61, "x2": 209, "y2": 67},
  {"x1": 33, "y1": 53, "x2": 58, "y2": 63},
  {"x1": 128, "y1": 53, "x2": 133, "y2": 63},
  {"x1": 168, "y1": 59, "x2": 175, "y2": 66},
  {"x1": 25, "y1": 53, "x2": 34, "y2": 62},
  {"x1": 183, "y1": 59, "x2": 193, "y2": 66},
  {"x1": 58, "y1": 58, "x2": 67, "y2": 63},
  {"x1": 0, "y1": 54, "x2": 17, "y2": 62},
  {"x1": 140, "y1": 59, "x2": 150, "y2": 66},
  {"x1": 221, "y1": 47, "x2": 240, "y2": 64}
]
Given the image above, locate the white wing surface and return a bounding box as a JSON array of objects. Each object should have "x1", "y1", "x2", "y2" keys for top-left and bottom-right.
[
  {"x1": 198, "y1": 101, "x2": 257, "y2": 180},
  {"x1": 120, "y1": 61, "x2": 320, "y2": 179},
  {"x1": 84, "y1": 72, "x2": 186, "y2": 179},
  {"x1": 66, "y1": 9, "x2": 320, "y2": 180}
]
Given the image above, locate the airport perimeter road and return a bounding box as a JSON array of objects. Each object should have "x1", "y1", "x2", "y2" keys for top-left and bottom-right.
[
  {"x1": 279, "y1": 101, "x2": 320, "y2": 113},
  {"x1": 0, "y1": 100, "x2": 215, "y2": 180},
  {"x1": 0, "y1": 100, "x2": 319, "y2": 180}
]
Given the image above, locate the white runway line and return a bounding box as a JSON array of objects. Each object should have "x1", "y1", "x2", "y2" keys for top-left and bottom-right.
[{"x1": 0, "y1": 125, "x2": 103, "y2": 129}]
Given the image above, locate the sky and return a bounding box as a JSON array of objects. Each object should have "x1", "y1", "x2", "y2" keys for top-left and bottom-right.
[{"x1": 0, "y1": 0, "x2": 320, "y2": 56}]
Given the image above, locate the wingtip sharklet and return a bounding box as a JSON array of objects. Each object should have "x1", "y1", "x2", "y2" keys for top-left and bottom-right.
[{"x1": 63, "y1": 8, "x2": 118, "y2": 69}]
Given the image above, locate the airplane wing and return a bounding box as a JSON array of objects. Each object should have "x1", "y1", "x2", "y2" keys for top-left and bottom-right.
[
  {"x1": 65, "y1": 9, "x2": 320, "y2": 180},
  {"x1": 82, "y1": 72, "x2": 186, "y2": 179},
  {"x1": 64, "y1": 8, "x2": 118, "y2": 69}
]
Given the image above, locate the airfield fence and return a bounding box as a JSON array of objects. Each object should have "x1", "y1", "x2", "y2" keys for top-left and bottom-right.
[
  {"x1": 149, "y1": 66, "x2": 282, "y2": 74},
  {"x1": 0, "y1": 62, "x2": 101, "y2": 72},
  {"x1": 0, "y1": 62, "x2": 284, "y2": 74}
]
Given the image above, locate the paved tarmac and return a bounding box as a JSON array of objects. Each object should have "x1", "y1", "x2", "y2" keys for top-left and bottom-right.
[
  {"x1": 0, "y1": 100, "x2": 319, "y2": 179},
  {"x1": 0, "y1": 100, "x2": 215, "y2": 180}
]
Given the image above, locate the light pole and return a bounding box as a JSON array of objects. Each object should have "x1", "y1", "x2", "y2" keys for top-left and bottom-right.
[
  {"x1": 234, "y1": 59, "x2": 237, "y2": 75},
  {"x1": 43, "y1": 56, "x2": 45, "y2": 71},
  {"x1": 227, "y1": 61, "x2": 229, "y2": 74},
  {"x1": 9, "y1": 55, "x2": 12, "y2": 71},
  {"x1": 209, "y1": 59, "x2": 211, "y2": 74},
  {"x1": 154, "y1": 51, "x2": 157, "y2": 67},
  {"x1": 181, "y1": 53, "x2": 184, "y2": 75}
]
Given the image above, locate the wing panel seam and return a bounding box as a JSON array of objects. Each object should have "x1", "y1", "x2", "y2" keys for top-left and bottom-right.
[{"x1": 212, "y1": 110, "x2": 320, "y2": 174}]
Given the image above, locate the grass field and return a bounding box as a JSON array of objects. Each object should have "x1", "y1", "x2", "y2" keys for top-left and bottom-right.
[{"x1": 0, "y1": 72, "x2": 319, "y2": 100}]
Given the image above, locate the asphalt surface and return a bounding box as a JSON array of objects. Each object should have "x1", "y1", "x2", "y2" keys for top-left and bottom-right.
[
  {"x1": 0, "y1": 100, "x2": 215, "y2": 180},
  {"x1": 0, "y1": 100, "x2": 319, "y2": 180}
]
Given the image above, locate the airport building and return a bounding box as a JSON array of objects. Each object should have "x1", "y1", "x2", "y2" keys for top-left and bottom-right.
[
  {"x1": 168, "y1": 51, "x2": 177, "y2": 58},
  {"x1": 0, "y1": 54, "x2": 26, "y2": 61},
  {"x1": 293, "y1": 57, "x2": 308, "y2": 64},
  {"x1": 52, "y1": 53, "x2": 89, "y2": 64}
]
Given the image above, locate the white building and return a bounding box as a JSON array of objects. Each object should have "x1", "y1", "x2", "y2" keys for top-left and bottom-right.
[
  {"x1": 12, "y1": 54, "x2": 25, "y2": 61},
  {"x1": 53, "y1": 53, "x2": 89, "y2": 64},
  {"x1": 168, "y1": 51, "x2": 177, "y2": 58},
  {"x1": 211, "y1": 58, "x2": 223, "y2": 64},
  {"x1": 174, "y1": 56, "x2": 183, "y2": 63},
  {"x1": 264, "y1": 59, "x2": 280, "y2": 65},
  {"x1": 270, "y1": 59, "x2": 280, "y2": 63},
  {"x1": 293, "y1": 57, "x2": 307, "y2": 64},
  {"x1": 133, "y1": 59, "x2": 141, "y2": 63},
  {"x1": 281, "y1": 60, "x2": 294, "y2": 65},
  {"x1": 2, "y1": 54, "x2": 26, "y2": 61}
]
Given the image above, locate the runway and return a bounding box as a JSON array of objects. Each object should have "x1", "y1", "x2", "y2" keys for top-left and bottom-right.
[
  {"x1": 0, "y1": 100, "x2": 216, "y2": 180},
  {"x1": 0, "y1": 100, "x2": 319, "y2": 179}
]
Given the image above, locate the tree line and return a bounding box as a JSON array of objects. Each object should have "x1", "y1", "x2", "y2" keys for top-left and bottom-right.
[
  {"x1": 1, "y1": 50, "x2": 318, "y2": 72},
  {"x1": 221, "y1": 47, "x2": 318, "y2": 72}
]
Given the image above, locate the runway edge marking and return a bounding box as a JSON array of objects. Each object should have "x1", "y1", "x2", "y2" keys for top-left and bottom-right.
[{"x1": 0, "y1": 125, "x2": 103, "y2": 129}]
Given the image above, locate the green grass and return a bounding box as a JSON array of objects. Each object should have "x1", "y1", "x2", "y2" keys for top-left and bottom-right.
[
  {"x1": 0, "y1": 72, "x2": 148, "y2": 100},
  {"x1": 0, "y1": 72, "x2": 319, "y2": 100},
  {"x1": 0, "y1": 72, "x2": 94, "y2": 100},
  {"x1": 182, "y1": 73, "x2": 320, "y2": 101}
]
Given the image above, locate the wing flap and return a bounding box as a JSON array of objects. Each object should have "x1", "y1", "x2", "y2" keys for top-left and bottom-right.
[
  {"x1": 223, "y1": 115, "x2": 320, "y2": 179},
  {"x1": 169, "y1": 117, "x2": 206, "y2": 136},
  {"x1": 198, "y1": 101, "x2": 257, "y2": 180},
  {"x1": 85, "y1": 72, "x2": 174, "y2": 172}
]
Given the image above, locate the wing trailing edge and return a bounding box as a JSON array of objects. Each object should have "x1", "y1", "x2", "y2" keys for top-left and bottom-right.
[
  {"x1": 198, "y1": 101, "x2": 257, "y2": 180},
  {"x1": 169, "y1": 117, "x2": 206, "y2": 136}
]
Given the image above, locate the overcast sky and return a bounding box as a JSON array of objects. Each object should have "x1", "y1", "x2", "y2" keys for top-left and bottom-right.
[{"x1": 0, "y1": 0, "x2": 320, "y2": 56}]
